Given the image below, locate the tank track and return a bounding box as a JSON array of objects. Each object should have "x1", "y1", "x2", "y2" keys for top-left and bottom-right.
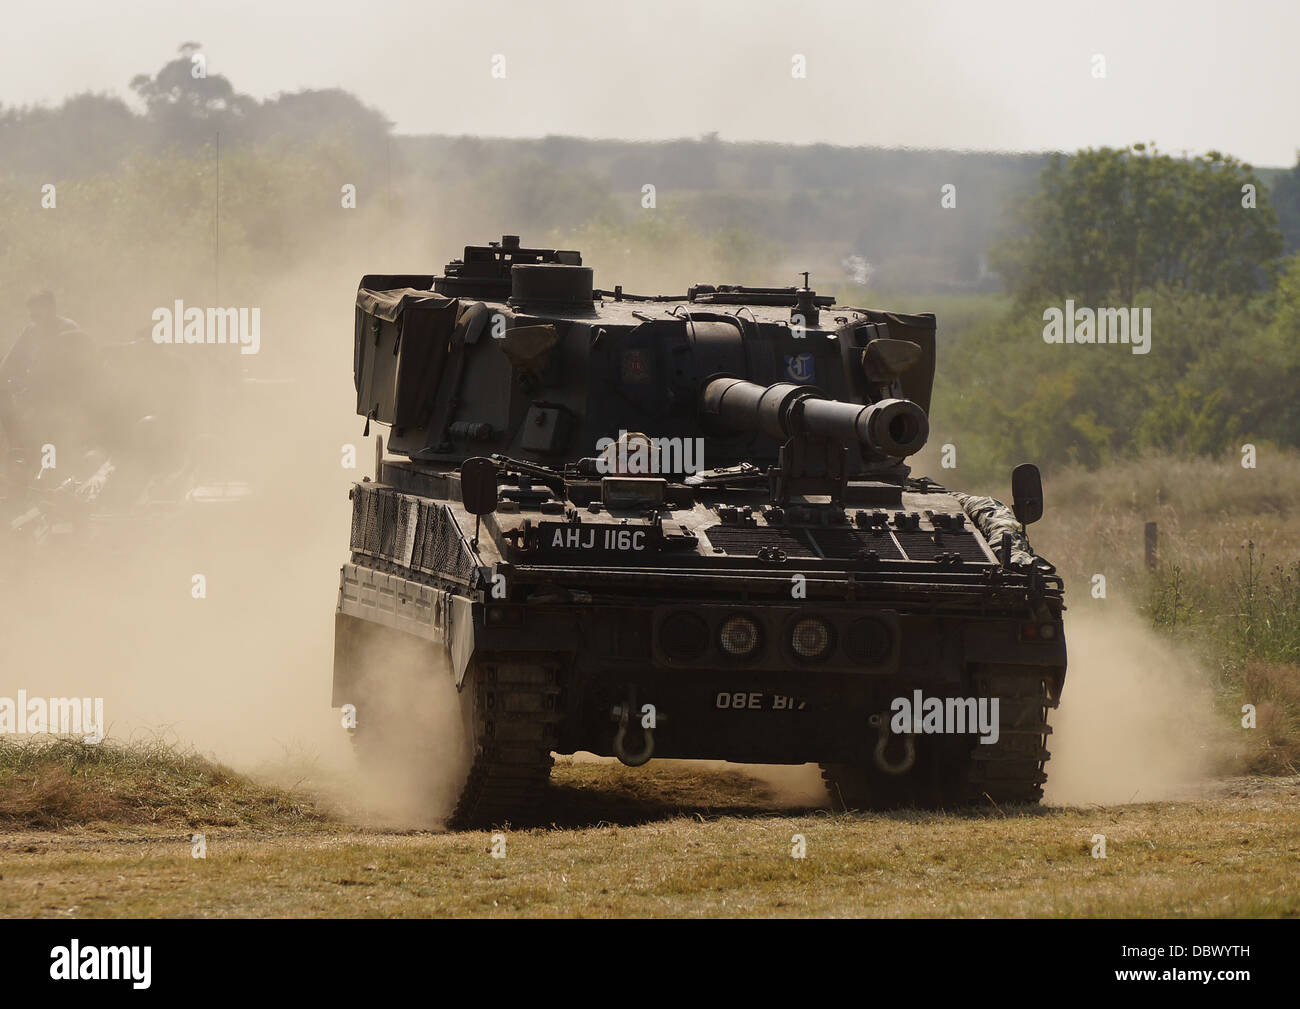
[
  {"x1": 820, "y1": 663, "x2": 1058, "y2": 810},
  {"x1": 959, "y1": 663, "x2": 1057, "y2": 805},
  {"x1": 447, "y1": 656, "x2": 563, "y2": 829}
]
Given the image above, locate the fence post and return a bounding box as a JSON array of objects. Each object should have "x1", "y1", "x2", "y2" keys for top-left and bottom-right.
[{"x1": 1144, "y1": 521, "x2": 1158, "y2": 570}]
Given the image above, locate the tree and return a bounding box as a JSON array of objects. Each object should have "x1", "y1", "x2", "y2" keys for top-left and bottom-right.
[
  {"x1": 992, "y1": 144, "x2": 1283, "y2": 304},
  {"x1": 129, "y1": 42, "x2": 254, "y2": 142},
  {"x1": 128, "y1": 43, "x2": 389, "y2": 149}
]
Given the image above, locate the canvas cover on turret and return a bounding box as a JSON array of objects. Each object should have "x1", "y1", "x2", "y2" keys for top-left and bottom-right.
[{"x1": 354, "y1": 287, "x2": 460, "y2": 428}]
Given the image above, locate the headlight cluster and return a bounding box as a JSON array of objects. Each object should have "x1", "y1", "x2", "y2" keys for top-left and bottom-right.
[
  {"x1": 790, "y1": 618, "x2": 832, "y2": 660},
  {"x1": 660, "y1": 611, "x2": 710, "y2": 659},
  {"x1": 659, "y1": 610, "x2": 892, "y2": 666},
  {"x1": 719, "y1": 615, "x2": 762, "y2": 658},
  {"x1": 844, "y1": 616, "x2": 892, "y2": 665}
]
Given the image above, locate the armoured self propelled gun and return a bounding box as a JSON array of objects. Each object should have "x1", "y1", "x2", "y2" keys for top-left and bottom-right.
[{"x1": 333, "y1": 235, "x2": 1067, "y2": 827}]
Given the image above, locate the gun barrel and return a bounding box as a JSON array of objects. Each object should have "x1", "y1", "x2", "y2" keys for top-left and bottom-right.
[{"x1": 702, "y1": 377, "x2": 928, "y2": 458}]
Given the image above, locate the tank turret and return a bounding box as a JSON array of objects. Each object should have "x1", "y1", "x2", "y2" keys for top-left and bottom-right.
[{"x1": 352, "y1": 236, "x2": 939, "y2": 489}]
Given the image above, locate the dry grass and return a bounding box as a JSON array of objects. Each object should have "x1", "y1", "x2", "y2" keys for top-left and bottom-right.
[
  {"x1": 1239, "y1": 661, "x2": 1300, "y2": 775},
  {"x1": 0, "y1": 738, "x2": 332, "y2": 833},
  {"x1": 1, "y1": 759, "x2": 1296, "y2": 918}
]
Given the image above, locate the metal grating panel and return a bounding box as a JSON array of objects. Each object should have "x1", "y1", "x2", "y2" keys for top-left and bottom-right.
[
  {"x1": 419, "y1": 503, "x2": 437, "y2": 572},
  {"x1": 363, "y1": 486, "x2": 381, "y2": 554},
  {"x1": 810, "y1": 527, "x2": 905, "y2": 560},
  {"x1": 349, "y1": 486, "x2": 367, "y2": 551},
  {"x1": 703, "y1": 524, "x2": 817, "y2": 557},
  {"x1": 414, "y1": 502, "x2": 477, "y2": 583},
  {"x1": 377, "y1": 492, "x2": 400, "y2": 559},
  {"x1": 410, "y1": 502, "x2": 429, "y2": 570},
  {"x1": 349, "y1": 486, "x2": 476, "y2": 584},
  {"x1": 894, "y1": 529, "x2": 992, "y2": 562}
]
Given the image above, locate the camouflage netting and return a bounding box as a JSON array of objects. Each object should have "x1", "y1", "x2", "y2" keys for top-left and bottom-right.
[{"x1": 952, "y1": 492, "x2": 1055, "y2": 572}]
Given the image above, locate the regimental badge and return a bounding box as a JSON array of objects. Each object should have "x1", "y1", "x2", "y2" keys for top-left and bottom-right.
[
  {"x1": 784, "y1": 352, "x2": 815, "y2": 383},
  {"x1": 621, "y1": 348, "x2": 651, "y2": 383}
]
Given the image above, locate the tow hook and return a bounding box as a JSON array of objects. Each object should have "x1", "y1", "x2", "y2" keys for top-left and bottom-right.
[
  {"x1": 611, "y1": 696, "x2": 657, "y2": 767},
  {"x1": 870, "y1": 715, "x2": 915, "y2": 776}
]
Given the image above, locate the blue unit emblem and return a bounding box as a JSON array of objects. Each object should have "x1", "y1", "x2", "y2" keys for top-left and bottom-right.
[{"x1": 784, "y1": 352, "x2": 815, "y2": 383}]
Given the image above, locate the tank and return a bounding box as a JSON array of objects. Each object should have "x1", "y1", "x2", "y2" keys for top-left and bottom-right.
[{"x1": 332, "y1": 235, "x2": 1067, "y2": 827}]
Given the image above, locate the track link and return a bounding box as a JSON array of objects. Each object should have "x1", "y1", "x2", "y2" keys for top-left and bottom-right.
[{"x1": 448, "y1": 657, "x2": 563, "y2": 829}]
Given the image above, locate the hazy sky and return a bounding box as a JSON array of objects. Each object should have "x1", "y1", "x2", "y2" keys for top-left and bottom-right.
[{"x1": 4, "y1": 0, "x2": 1298, "y2": 165}]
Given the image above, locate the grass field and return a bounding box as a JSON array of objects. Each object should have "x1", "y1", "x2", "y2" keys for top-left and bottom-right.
[{"x1": 1, "y1": 744, "x2": 1297, "y2": 918}]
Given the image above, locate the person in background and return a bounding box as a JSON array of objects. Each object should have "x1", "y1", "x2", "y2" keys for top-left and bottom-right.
[
  {"x1": 0, "y1": 290, "x2": 99, "y2": 478},
  {"x1": 0, "y1": 290, "x2": 94, "y2": 387}
]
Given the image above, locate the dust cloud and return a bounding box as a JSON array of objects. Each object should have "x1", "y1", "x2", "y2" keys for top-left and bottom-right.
[
  {"x1": 335, "y1": 620, "x2": 472, "y2": 828},
  {"x1": 0, "y1": 251, "x2": 405, "y2": 800},
  {"x1": 1045, "y1": 608, "x2": 1227, "y2": 806},
  {"x1": 679, "y1": 761, "x2": 829, "y2": 806}
]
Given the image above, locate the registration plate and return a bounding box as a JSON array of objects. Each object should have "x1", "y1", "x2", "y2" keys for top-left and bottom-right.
[{"x1": 714, "y1": 691, "x2": 807, "y2": 711}]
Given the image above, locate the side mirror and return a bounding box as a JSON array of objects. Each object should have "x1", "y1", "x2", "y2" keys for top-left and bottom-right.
[
  {"x1": 1011, "y1": 463, "x2": 1044, "y2": 526},
  {"x1": 460, "y1": 457, "x2": 499, "y2": 516}
]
